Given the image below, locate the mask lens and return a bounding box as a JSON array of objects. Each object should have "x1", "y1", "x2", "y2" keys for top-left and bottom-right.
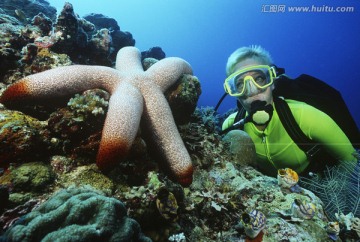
[
  {"x1": 234, "y1": 75, "x2": 245, "y2": 93},
  {"x1": 224, "y1": 65, "x2": 274, "y2": 97},
  {"x1": 236, "y1": 70, "x2": 268, "y2": 87},
  {"x1": 252, "y1": 71, "x2": 269, "y2": 86}
]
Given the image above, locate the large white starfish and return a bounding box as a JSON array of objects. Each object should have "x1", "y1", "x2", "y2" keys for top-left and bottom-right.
[{"x1": 0, "y1": 46, "x2": 194, "y2": 186}]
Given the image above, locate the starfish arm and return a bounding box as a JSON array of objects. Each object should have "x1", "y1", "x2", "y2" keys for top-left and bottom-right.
[
  {"x1": 146, "y1": 57, "x2": 193, "y2": 92},
  {"x1": 142, "y1": 85, "x2": 193, "y2": 186},
  {"x1": 96, "y1": 81, "x2": 144, "y2": 172},
  {"x1": 0, "y1": 65, "x2": 120, "y2": 108},
  {"x1": 115, "y1": 47, "x2": 144, "y2": 74}
]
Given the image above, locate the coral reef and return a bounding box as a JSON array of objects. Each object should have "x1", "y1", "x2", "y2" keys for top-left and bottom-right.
[
  {"x1": 47, "y1": 89, "x2": 109, "y2": 159},
  {"x1": 178, "y1": 108, "x2": 227, "y2": 169},
  {"x1": 83, "y1": 13, "x2": 135, "y2": 62},
  {"x1": 300, "y1": 160, "x2": 360, "y2": 240},
  {"x1": 0, "y1": 46, "x2": 196, "y2": 186},
  {"x1": 51, "y1": 3, "x2": 135, "y2": 65},
  {"x1": 0, "y1": 1, "x2": 358, "y2": 241},
  {"x1": 141, "y1": 46, "x2": 166, "y2": 60},
  {"x1": 142, "y1": 57, "x2": 202, "y2": 125},
  {"x1": 26, "y1": 47, "x2": 71, "y2": 73},
  {"x1": 193, "y1": 106, "x2": 222, "y2": 133},
  {"x1": 0, "y1": 104, "x2": 357, "y2": 241},
  {"x1": 1, "y1": 186, "x2": 151, "y2": 242},
  {"x1": 181, "y1": 162, "x2": 331, "y2": 241},
  {"x1": 51, "y1": 2, "x2": 90, "y2": 60},
  {"x1": 0, "y1": 110, "x2": 49, "y2": 168},
  {"x1": 10, "y1": 162, "x2": 54, "y2": 193},
  {"x1": 83, "y1": 13, "x2": 120, "y2": 31},
  {"x1": 57, "y1": 165, "x2": 115, "y2": 196},
  {"x1": 31, "y1": 12, "x2": 53, "y2": 35},
  {"x1": 0, "y1": 0, "x2": 57, "y2": 22},
  {"x1": 165, "y1": 74, "x2": 202, "y2": 124},
  {"x1": 300, "y1": 161, "x2": 360, "y2": 220},
  {"x1": 0, "y1": 0, "x2": 136, "y2": 87}
]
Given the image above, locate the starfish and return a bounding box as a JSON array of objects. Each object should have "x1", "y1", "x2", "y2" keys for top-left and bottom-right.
[{"x1": 0, "y1": 46, "x2": 194, "y2": 186}]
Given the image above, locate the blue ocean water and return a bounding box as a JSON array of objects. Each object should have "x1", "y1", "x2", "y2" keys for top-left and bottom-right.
[{"x1": 50, "y1": 0, "x2": 360, "y2": 128}]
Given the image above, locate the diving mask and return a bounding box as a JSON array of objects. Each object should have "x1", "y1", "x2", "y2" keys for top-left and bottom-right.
[{"x1": 224, "y1": 65, "x2": 277, "y2": 97}]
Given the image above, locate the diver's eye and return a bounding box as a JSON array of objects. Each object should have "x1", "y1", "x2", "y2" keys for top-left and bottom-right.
[
  {"x1": 235, "y1": 78, "x2": 244, "y2": 91},
  {"x1": 254, "y1": 75, "x2": 267, "y2": 85}
]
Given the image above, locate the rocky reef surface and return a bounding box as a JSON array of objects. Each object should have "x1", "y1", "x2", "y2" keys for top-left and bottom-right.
[{"x1": 0, "y1": 1, "x2": 359, "y2": 241}]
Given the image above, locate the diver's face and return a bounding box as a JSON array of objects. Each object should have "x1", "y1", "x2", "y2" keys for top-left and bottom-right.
[{"x1": 234, "y1": 59, "x2": 274, "y2": 112}]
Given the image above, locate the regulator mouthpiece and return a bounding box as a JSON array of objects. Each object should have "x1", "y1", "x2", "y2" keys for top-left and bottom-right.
[{"x1": 249, "y1": 100, "x2": 273, "y2": 126}]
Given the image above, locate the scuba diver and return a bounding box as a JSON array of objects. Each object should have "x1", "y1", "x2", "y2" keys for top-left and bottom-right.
[{"x1": 221, "y1": 45, "x2": 359, "y2": 177}]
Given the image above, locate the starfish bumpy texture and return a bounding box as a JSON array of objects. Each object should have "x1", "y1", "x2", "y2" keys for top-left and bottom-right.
[{"x1": 0, "y1": 46, "x2": 194, "y2": 186}]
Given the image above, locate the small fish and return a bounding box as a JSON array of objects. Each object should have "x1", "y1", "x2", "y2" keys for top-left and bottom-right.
[
  {"x1": 14, "y1": 9, "x2": 28, "y2": 23},
  {"x1": 291, "y1": 199, "x2": 316, "y2": 220},
  {"x1": 241, "y1": 209, "x2": 267, "y2": 239},
  {"x1": 325, "y1": 221, "x2": 340, "y2": 241},
  {"x1": 277, "y1": 168, "x2": 302, "y2": 193},
  {"x1": 156, "y1": 187, "x2": 178, "y2": 222}
]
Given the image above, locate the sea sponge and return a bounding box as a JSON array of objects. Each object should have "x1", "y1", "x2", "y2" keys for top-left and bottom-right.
[{"x1": 222, "y1": 129, "x2": 256, "y2": 166}]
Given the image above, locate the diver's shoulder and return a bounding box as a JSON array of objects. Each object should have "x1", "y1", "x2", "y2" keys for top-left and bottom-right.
[
  {"x1": 284, "y1": 99, "x2": 306, "y2": 106},
  {"x1": 284, "y1": 98, "x2": 324, "y2": 114},
  {"x1": 285, "y1": 99, "x2": 313, "y2": 109}
]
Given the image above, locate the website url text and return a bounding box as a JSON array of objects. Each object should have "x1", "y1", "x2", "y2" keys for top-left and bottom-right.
[{"x1": 262, "y1": 5, "x2": 355, "y2": 13}]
